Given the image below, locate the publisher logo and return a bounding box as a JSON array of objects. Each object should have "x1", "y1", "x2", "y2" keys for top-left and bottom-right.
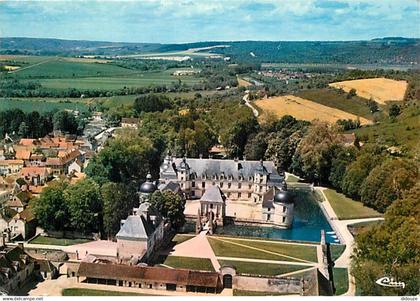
[{"x1": 376, "y1": 276, "x2": 405, "y2": 289}]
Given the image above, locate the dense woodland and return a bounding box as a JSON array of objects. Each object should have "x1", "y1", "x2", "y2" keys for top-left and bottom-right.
[{"x1": 1, "y1": 37, "x2": 419, "y2": 64}]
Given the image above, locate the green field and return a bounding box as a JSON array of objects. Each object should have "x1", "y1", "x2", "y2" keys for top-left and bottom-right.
[
  {"x1": 208, "y1": 237, "x2": 318, "y2": 263},
  {"x1": 10, "y1": 59, "x2": 135, "y2": 78},
  {"x1": 297, "y1": 88, "x2": 374, "y2": 120},
  {"x1": 324, "y1": 189, "x2": 382, "y2": 220},
  {"x1": 0, "y1": 98, "x2": 89, "y2": 112},
  {"x1": 333, "y1": 268, "x2": 349, "y2": 295},
  {"x1": 62, "y1": 288, "x2": 150, "y2": 296},
  {"x1": 219, "y1": 259, "x2": 308, "y2": 276},
  {"x1": 33, "y1": 70, "x2": 201, "y2": 90},
  {"x1": 160, "y1": 255, "x2": 214, "y2": 271},
  {"x1": 29, "y1": 236, "x2": 91, "y2": 246}
]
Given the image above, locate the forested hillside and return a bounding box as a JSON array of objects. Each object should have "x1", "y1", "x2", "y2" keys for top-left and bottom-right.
[{"x1": 1, "y1": 37, "x2": 419, "y2": 65}]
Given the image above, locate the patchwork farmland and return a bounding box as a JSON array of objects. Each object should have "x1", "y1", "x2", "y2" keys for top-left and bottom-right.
[
  {"x1": 254, "y1": 95, "x2": 371, "y2": 124},
  {"x1": 329, "y1": 77, "x2": 408, "y2": 104}
]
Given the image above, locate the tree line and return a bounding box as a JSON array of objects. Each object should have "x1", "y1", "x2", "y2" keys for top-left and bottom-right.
[{"x1": 0, "y1": 109, "x2": 85, "y2": 139}]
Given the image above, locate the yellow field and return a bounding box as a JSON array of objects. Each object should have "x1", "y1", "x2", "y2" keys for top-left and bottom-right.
[
  {"x1": 237, "y1": 76, "x2": 252, "y2": 87},
  {"x1": 255, "y1": 95, "x2": 371, "y2": 125},
  {"x1": 4, "y1": 65, "x2": 20, "y2": 70},
  {"x1": 329, "y1": 77, "x2": 408, "y2": 104}
]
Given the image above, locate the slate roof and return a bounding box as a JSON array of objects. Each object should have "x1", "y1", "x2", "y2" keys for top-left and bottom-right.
[
  {"x1": 262, "y1": 187, "x2": 275, "y2": 209},
  {"x1": 78, "y1": 262, "x2": 221, "y2": 288},
  {"x1": 158, "y1": 181, "x2": 181, "y2": 193},
  {"x1": 200, "y1": 185, "x2": 225, "y2": 203},
  {"x1": 169, "y1": 158, "x2": 284, "y2": 185},
  {"x1": 116, "y1": 215, "x2": 154, "y2": 241}
]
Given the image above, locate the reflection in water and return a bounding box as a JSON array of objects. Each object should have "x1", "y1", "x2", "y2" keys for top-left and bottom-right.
[{"x1": 182, "y1": 188, "x2": 335, "y2": 243}]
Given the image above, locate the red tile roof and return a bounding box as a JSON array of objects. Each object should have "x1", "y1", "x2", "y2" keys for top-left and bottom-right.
[{"x1": 78, "y1": 262, "x2": 221, "y2": 288}]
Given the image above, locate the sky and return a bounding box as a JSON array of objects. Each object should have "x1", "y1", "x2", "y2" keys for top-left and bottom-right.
[{"x1": 0, "y1": 0, "x2": 419, "y2": 43}]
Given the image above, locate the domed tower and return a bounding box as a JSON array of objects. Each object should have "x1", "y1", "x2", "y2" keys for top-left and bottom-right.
[
  {"x1": 272, "y1": 189, "x2": 294, "y2": 228},
  {"x1": 177, "y1": 157, "x2": 191, "y2": 193},
  {"x1": 139, "y1": 173, "x2": 157, "y2": 203}
]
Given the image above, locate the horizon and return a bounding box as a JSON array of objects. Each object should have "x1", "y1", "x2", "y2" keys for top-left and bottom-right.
[
  {"x1": 0, "y1": 0, "x2": 419, "y2": 43},
  {"x1": 1, "y1": 35, "x2": 419, "y2": 45}
]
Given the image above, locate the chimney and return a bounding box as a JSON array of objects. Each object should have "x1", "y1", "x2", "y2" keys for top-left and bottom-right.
[
  {"x1": 199, "y1": 154, "x2": 203, "y2": 159},
  {"x1": 243, "y1": 155, "x2": 247, "y2": 161}
]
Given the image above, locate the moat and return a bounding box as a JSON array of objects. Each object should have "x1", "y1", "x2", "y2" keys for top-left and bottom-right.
[{"x1": 183, "y1": 188, "x2": 336, "y2": 243}]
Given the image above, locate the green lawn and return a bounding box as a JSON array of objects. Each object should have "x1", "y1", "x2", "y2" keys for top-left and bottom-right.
[
  {"x1": 172, "y1": 234, "x2": 194, "y2": 245},
  {"x1": 297, "y1": 88, "x2": 374, "y2": 120},
  {"x1": 286, "y1": 173, "x2": 301, "y2": 183},
  {"x1": 161, "y1": 256, "x2": 214, "y2": 271},
  {"x1": 233, "y1": 289, "x2": 297, "y2": 296},
  {"x1": 330, "y1": 244, "x2": 346, "y2": 262},
  {"x1": 29, "y1": 236, "x2": 91, "y2": 246},
  {"x1": 219, "y1": 260, "x2": 308, "y2": 276},
  {"x1": 62, "y1": 288, "x2": 151, "y2": 296},
  {"x1": 208, "y1": 237, "x2": 318, "y2": 263},
  {"x1": 333, "y1": 268, "x2": 349, "y2": 295},
  {"x1": 324, "y1": 189, "x2": 382, "y2": 220},
  {"x1": 0, "y1": 98, "x2": 89, "y2": 113}
]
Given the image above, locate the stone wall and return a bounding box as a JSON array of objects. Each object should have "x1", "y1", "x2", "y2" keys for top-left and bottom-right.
[{"x1": 235, "y1": 275, "x2": 302, "y2": 295}]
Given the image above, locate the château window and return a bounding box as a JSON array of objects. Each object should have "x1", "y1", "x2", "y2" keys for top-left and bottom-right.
[
  {"x1": 267, "y1": 208, "x2": 271, "y2": 211},
  {"x1": 283, "y1": 206, "x2": 287, "y2": 213},
  {"x1": 192, "y1": 181, "x2": 195, "y2": 187},
  {"x1": 210, "y1": 204, "x2": 214, "y2": 209},
  {"x1": 228, "y1": 183, "x2": 231, "y2": 189},
  {"x1": 248, "y1": 184, "x2": 252, "y2": 189},
  {"x1": 248, "y1": 193, "x2": 251, "y2": 198},
  {"x1": 238, "y1": 183, "x2": 242, "y2": 189},
  {"x1": 202, "y1": 182, "x2": 205, "y2": 188},
  {"x1": 220, "y1": 182, "x2": 224, "y2": 188},
  {"x1": 238, "y1": 192, "x2": 242, "y2": 198}
]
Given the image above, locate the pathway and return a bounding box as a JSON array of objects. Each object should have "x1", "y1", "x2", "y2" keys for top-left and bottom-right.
[
  {"x1": 243, "y1": 92, "x2": 259, "y2": 117},
  {"x1": 164, "y1": 233, "x2": 221, "y2": 271},
  {"x1": 216, "y1": 256, "x2": 314, "y2": 267},
  {"x1": 316, "y1": 187, "x2": 384, "y2": 296}
]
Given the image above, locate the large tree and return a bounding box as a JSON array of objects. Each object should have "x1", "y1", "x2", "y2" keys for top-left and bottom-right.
[
  {"x1": 352, "y1": 183, "x2": 420, "y2": 295},
  {"x1": 222, "y1": 116, "x2": 259, "y2": 158},
  {"x1": 102, "y1": 182, "x2": 138, "y2": 239},
  {"x1": 85, "y1": 129, "x2": 159, "y2": 185},
  {"x1": 33, "y1": 181, "x2": 69, "y2": 231},
  {"x1": 149, "y1": 191, "x2": 185, "y2": 229},
  {"x1": 293, "y1": 121, "x2": 340, "y2": 184},
  {"x1": 360, "y1": 159, "x2": 418, "y2": 212},
  {"x1": 341, "y1": 144, "x2": 384, "y2": 199},
  {"x1": 65, "y1": 178, "x2": 103, "y2": 234},
  {"x1": 53, "y1": 110, "x2": 78, "y2": 134}
]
